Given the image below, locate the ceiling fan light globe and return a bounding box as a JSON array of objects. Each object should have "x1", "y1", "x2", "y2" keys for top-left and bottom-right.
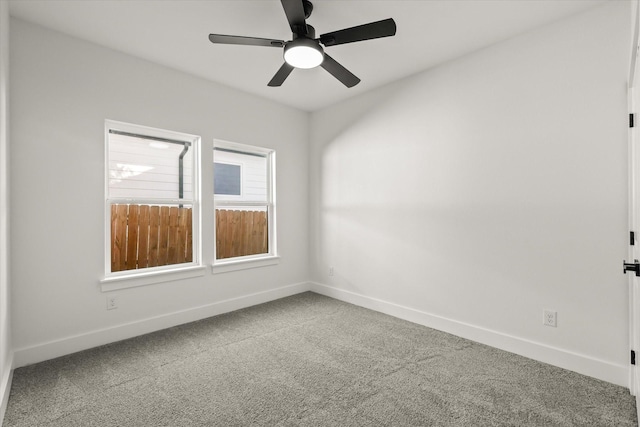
[{"x1": 284, "y1": 40, "x2": 324, "y2": 69}]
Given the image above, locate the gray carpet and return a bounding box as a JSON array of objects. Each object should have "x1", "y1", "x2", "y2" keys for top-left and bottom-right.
[{"x1": 3, "y1": 292, "x2": 637, "y2": 426}]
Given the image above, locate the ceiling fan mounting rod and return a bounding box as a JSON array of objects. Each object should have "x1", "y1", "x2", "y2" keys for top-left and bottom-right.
[
  {"x1": 292, "y1": 25, "x2": 316, "y2": 40},
  {"x1": 292, "y1": 1, "x2": 313, "y2": 37}
]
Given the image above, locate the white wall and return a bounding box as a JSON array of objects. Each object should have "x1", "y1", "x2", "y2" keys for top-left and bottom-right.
[
  {"x1": 0, "y1": 0, "x2": 12, "y2": 418},
  {"x1": 310, "y1": 2, "x2": 631, "y2": 386},
  {"x1": 9, "y1": 18, "x2": 309, "y2": 365}
]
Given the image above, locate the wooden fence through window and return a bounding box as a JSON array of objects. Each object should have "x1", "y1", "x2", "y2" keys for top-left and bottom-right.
[
  {"x1": 111, "y1": 205, "x2": 268, "y2": 271},
  {"x1": 111, "y1": 204, "x2": 193, "y2": 272},
  {"x1": 215, "y1": 209, "x2": 268, "y2": 260}
]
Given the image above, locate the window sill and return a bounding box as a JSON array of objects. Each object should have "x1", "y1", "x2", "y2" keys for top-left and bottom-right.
[
  {"x1": 100, "y1": 265, "x2": 206, "y2": 292},
  {"x1": 211, "y1": 256, "x2": 280, "y2": 274}
]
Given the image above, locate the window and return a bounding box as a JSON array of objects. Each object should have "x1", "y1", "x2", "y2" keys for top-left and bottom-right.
[
  {"x1": 213, "y1": 140, "x2": 276, "y2": 264},
  {"x1": 214, "y1": 163, "x2": 241, "y2": 196},
  {"x1": 105, "y1": 120, "x2": 200, "y2": 278}
]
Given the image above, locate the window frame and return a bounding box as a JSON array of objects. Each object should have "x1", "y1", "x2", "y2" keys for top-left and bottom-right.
[
  {"x1": 212, "y1": 139, "x2": 278, "y2": 272},
  {"x1": 102, "y1": 120, "x2": 203, "y2": 287}
]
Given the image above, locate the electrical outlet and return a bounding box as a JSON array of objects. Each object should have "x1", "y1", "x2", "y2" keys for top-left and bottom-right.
[
  {"x1": 106, "y1": 295, "x2": 118, "y2": 310},
  {"x1": 329, "y1": 267, "x2": 334, "y2": 276},
  {"x1": 543, "y1": 309, "x2": 557, "y2": 327}
]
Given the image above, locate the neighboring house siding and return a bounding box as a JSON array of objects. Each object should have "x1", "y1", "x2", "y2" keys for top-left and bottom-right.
[{"x1": 109, "y1": 133, "x2": 193, "y2": 200}]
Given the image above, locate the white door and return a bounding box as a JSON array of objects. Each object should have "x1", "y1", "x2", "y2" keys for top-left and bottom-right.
[
  {"x1": 628, "y1": 87, "x2": 639, "y2": 395},
  {"x1": 627, "y1": 0, "x2": 640, "y2": 396}
]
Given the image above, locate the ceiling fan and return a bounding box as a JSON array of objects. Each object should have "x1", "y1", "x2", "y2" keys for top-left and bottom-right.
[{"x1": 208, "y1": 0, "x2": 396, "y2": 88}]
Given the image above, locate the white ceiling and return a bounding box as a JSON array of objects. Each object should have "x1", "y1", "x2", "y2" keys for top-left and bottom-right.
[{"x1": 8, "y1": 0, "x2": 606, "y2": 112}]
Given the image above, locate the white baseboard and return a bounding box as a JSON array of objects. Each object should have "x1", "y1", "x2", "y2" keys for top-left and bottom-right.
[
  {"x1": 0, "y1": 356, "x2": 13, "y2": 427},
  {"x1": 310, "y1": 282, "x2": 629, "y2": 388},
  {"x1": 13, "y1": 282, "x2": 312, "y2": 368}
]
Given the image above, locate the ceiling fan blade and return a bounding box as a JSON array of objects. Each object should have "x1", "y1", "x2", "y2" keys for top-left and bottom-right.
[
  {"x1": 268, "y1": 63, "x2": 295, "y2": 87},
  {"x1": 280, "y1": 0, "x2": 308, "y2": 34},
  {"x1": 320, "y1": 54, "x2": 360, "y2": 88},
  {"x1": 209, "y1": 34, "x2": 284, "y2": 48},
  {"x1": 319, "y1": 18, "x2": 396, "y2": 47}
]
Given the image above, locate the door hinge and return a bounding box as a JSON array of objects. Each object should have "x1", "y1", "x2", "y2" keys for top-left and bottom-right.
[
  {"x1": 632, "y1": 350, "x2": 636, "y2": 365},
  {"x1": 631, "y1": 231, "x2": 635, "y2": 246},
  {"x1": 631, "y1": 113, "x2": 635, "y2": 128}
]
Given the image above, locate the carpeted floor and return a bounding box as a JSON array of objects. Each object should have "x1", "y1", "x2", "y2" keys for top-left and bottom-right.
[{"x1": 3, "y1": 292, "x2": 637, "y2": 426}]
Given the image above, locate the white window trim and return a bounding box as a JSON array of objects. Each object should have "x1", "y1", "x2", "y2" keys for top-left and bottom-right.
[
  {"x1": 211, "y1": 255, "x2": 280, "y2": 274},
  {"x1": 212, "y1": 139, "x2": 277, "y2": 271},
  {"x1": 103, "y1": 120, "x2": 202, "y2": 289},
  {"x1": 100, "y1": 265, "x2": 207, "y2": 292}
]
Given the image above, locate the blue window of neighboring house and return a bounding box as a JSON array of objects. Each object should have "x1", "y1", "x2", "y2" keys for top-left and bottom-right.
[{"x1": 214, "y1": 163, "x2": 241, "y2": 195}]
